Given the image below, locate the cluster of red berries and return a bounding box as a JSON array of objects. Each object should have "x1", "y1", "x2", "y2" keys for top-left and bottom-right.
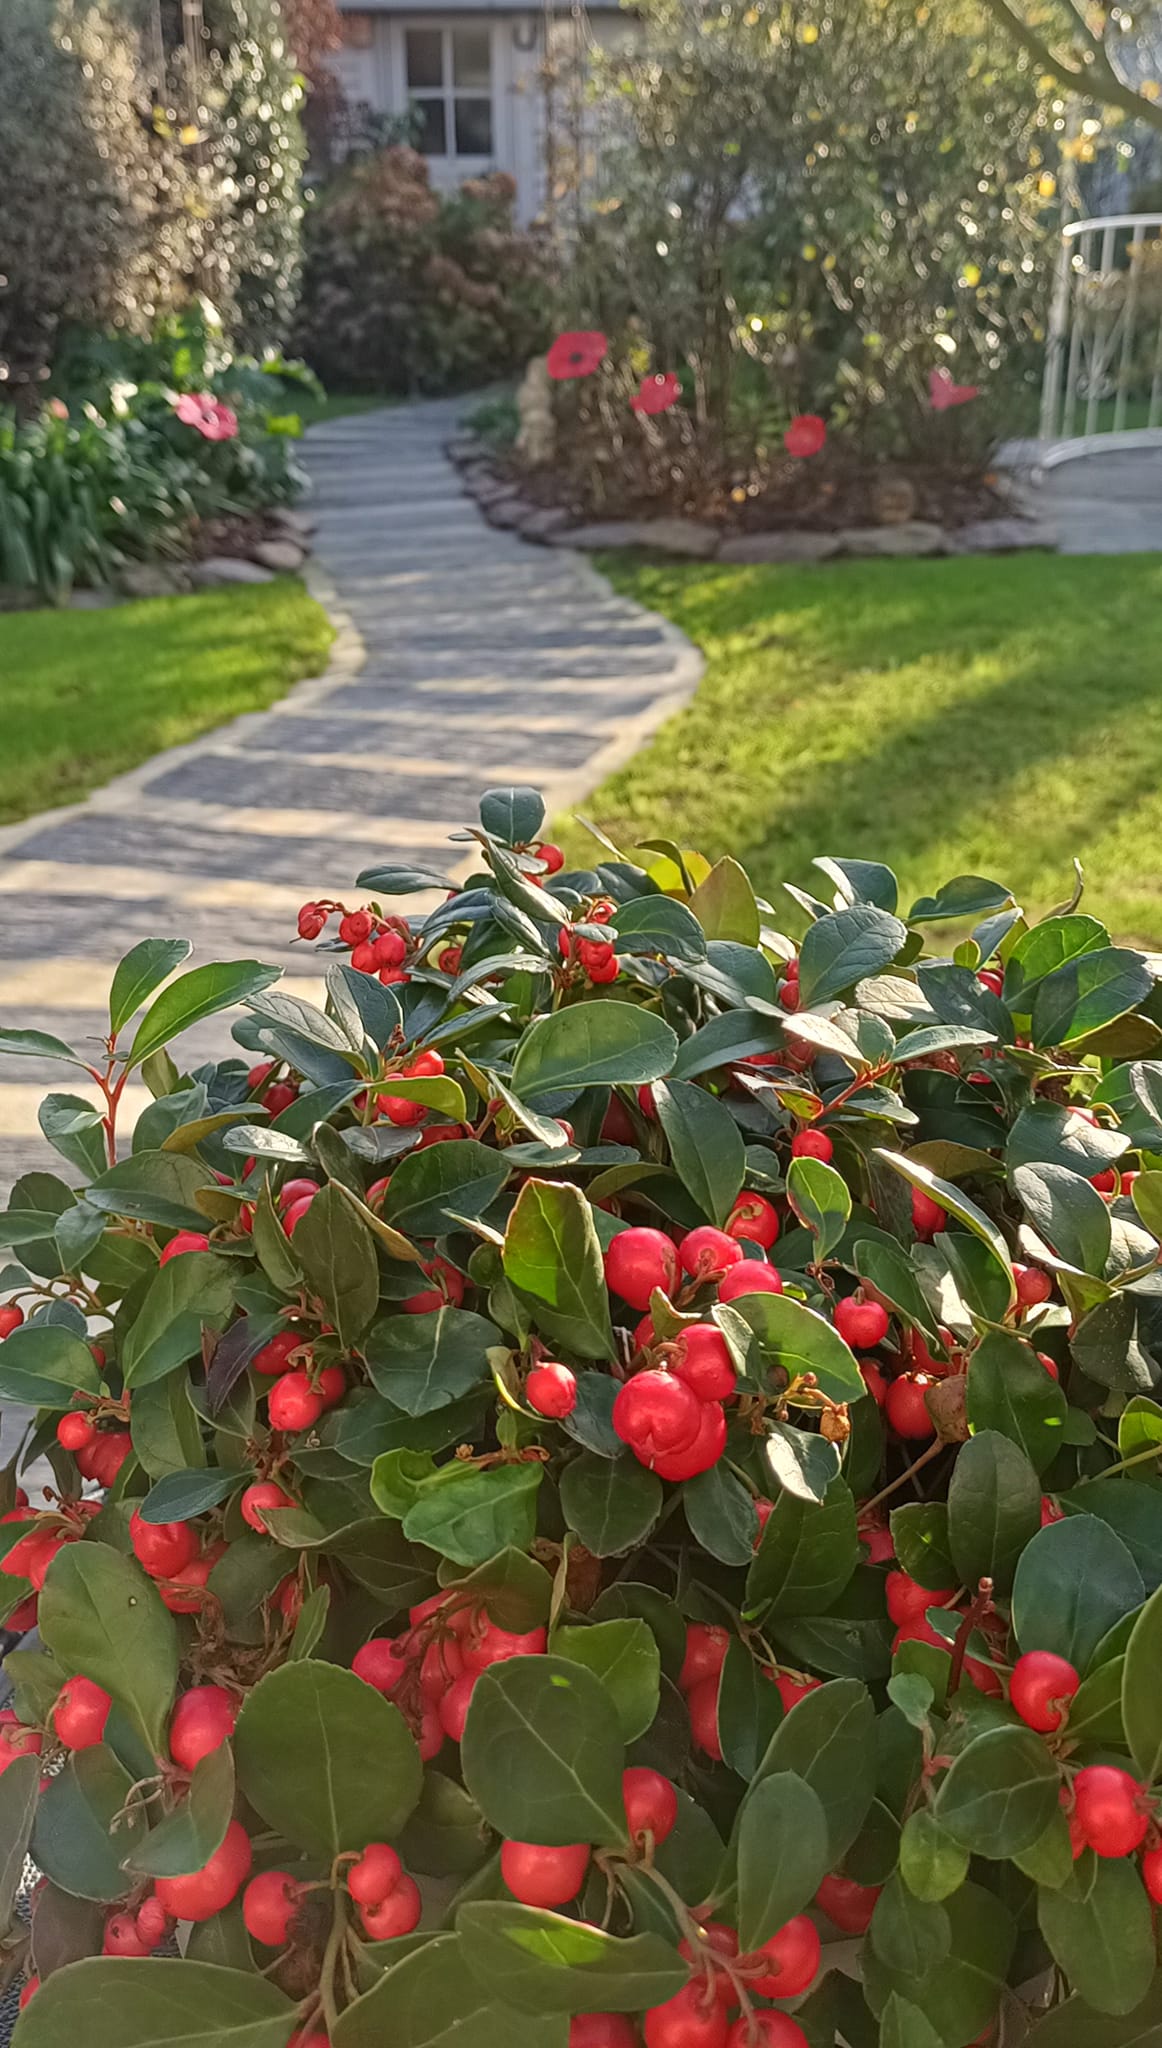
[
  {"x1": 882, "y1": 1570, "x2": 1001, "y2": 1694},
  {"x1": 558, "y1": 899, "x2": 620, "y2": 985},
  {"x1": 1002, "y1": 1650, "x2": 1162, "y2": 1891},
  {"x1": 500, "y1": 1766, "x2": 678, "y2": 1911},
  {"x1": 0, "y1": 1495, "x2": 102, "y2": 1631},
  {"x1": 642, "y1": 1907, "x2": 820, "y2": 2048},
  {"x1": 250, "y1": 1322, "x2": 347, "y2": 1433},
  {"x1": 125, "y1": 1505, "x2": 228, "y2": 1615},
  {"x1": 353, "y1": 1589, "x2": 548, "y2": 1753},
  {"x1": 675, "y1": 1623, "x2": 819, "y2": 1763},
  {"x1": 297, "y1": 901, "x2": 412, "y2": 988}
]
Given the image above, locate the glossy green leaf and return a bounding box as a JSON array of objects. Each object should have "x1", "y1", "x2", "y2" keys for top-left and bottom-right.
[
  {"x1": 652, "y1": 1081, "x2": 745, "y2": 1227},
  {"x1": 876, "y1": 1150, "x2": 1014, "y2": 1302},
  {"x1": 403, "y1": 1463, "x2": 541, "y2": 1566},
  {"x1": 332, "y1": 1933, "x2": 567, "y2": 2048},
  {"x1": 947, "y1": 1430, "x2": 1041, "y2": 1597},
  {"x1": 39, "y1": 1543, "x2": 178, "y2": 1755},
  {"x1": 890, "y1": 1503, "x2": 956, "y2": 1591},
  {"x1": 502, "y1": 1179, "x2": 614, "y2": 1359},
  {"x1": 725, "y1": 1290, "x2": 865, "y2": 1403},
  {"x1": 456, "y1": 1903, "x2": 686, "y2": 2014},
  {"x1": 292, "y1": 1183, "x2": 379, "y2": 1346},
  {"x1": 558, "y1": 1453, "x2": 662, "y2": 1557},
  {"x1": 1030, "y1": 947, "x2": 1153, "y2": 1049},
  {"x1": 786, "y1": 1155, "x2": 852, "y2": 1260},
  {"x1": 10, "y1": 1960, "x2": 296, "y2": 2048},
  {"x1": 935, "y1": 1725, "x2": 1060, "y2": 1856},
  {"x1": 1122, "y1": 1582, "x2": 1162, "y2": 1783},
  {"x1": 1012, "y1": 1514, "x2": 1144, "y2": 1669},
  {"x1": 737, "y1": 1771, "x2": 829, "y2": 1949},
  {"x1": 551, "y1": 1619, "x2": 659, "y2": 1743},
  {"x1": 755, "y1": 1678, "x2": 875, "y2": 1861},
  {"x1": 125, "y1": 1742, "x2": 234, "y2": 1877},
  {"x1": 1039, "y1": 1858, "x2": 1157, "y2": 2016},
  {"x1": 122, "y1": 1252, "x2": 235, "y2": 1389},
  {"x1": 109, "y1": 939, "x2": 192, "y2": 1038},
  {"x1": 682, "y1": 1462, "x2": 759, "y2": 1566},
  {"x1": 383, "y1": 1140, "x2": 510, "y2": 1238},
  {"x1": 898, "y1": 1809, "x2": 969, "y2": 1902},
  {"x1": 746, "y1": 1478, "x2": 859, "y2": 1619},
  {"x1": 512, "y1": 1002, "x2": 679, "y2": 1097},
  {"x1": 1012, "y1": 1163, "x2": 1112, "y2": 1277},
  {"x1": 128, "y1": 961, "x2": 281, "y2": 1067},
  {"x1": 363, "y1": 1307, "x2": 500, "y2": 1417},
  {"x1": 797, "y1": 905, "x2": 907, "y2": 1006},
  {"x1": 0, "y1": 1323, "x2": 101, "y2": 1408},
  {"x1": 234, "y1": 1660, "x2": 422, "y2": 1856},
  {"x1": 33, "y1": 1746, "x2": 146, "y2": 1901},
  {"x1": 965, "y1": 1329, "x2": 1068, "y2": 1474},
  {"x1": 461, "y1": 1656, "x2": 628, "y2": 1847}
]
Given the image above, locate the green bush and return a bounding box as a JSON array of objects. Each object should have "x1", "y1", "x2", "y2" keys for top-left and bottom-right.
[
  {"x1": 295, "y1": 147, "x2": 550, "y2": 394},
  {"x1": 2, "y1": 786, "x2": 1162, "y2": 2044}
]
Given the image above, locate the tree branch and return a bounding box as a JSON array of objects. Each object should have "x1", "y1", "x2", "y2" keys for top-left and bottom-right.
[{"x1": 975, "y1": 0, "x2": 1162, "y2": 135}]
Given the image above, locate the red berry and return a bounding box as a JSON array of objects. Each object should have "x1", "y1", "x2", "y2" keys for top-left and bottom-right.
[
  {"x1": 135, "y1": 1896, "x2": 171, "y2": 1949},
  {"x1": 652, "y1": 1400, "x2": 727, "y2": 1481},
  {"x1": 1142, "y1": 1844, "x2": 1162, "y2": 1903},
  {"x1": 671, "y1": 1324, "x2": 736, "y2": 1403},
  {"x1": 359, "y1": 1874, "x2": 422, "y2": 1938},
  {"x1": 130, "y1": 1508, "x2": 196, "y2": 1581},
  {"x1": 160, "y1": 1555, "x2": 216, "y2": 1613},
  {"x1": 297, "y1": 903, "x2": 328, "y2": 940},
  {"x1": 53, "y1": 1675, "x2": 111, "y2": 1750},
  {"x1": 169, "y1": 1685, "x2": 237, "y2": 1770},
  {"x1": 155, "y1": 1818, "x2": 252, "y2": 1921},
  {"x1": 240, "y1": 1482, "x2": 295, "y2": 1531},
  {"x1": 1010, "y1": 1650, "x2": 1079, "y2": 1733},
  {"x1": 373, "y1": 930, "x2": 408, "y2": 970},
  {"x1": 1013, "y1": 1263, "x2": 1053, "y2": 1309},
  {"x1": 277, "y1": 1179, "x2": 319, "y2": 1212},
  {"x1": 1073, "y1": 1766, "x2": 1147, "y2": 1857},
  {"x1": 159, "y1": 1231, "x2": 210, "y2": 1265},
  {"x1": 687, "y1": 1675, "x2": 723, "y2": 1759},
  {"x1": 834, "y1": 1296, "x2": 889, "y2": 1348},
  {"x1": 885, "y1": 1373, "x2": 937, "y2": 1440},
  {"x1": 679, "y1": 1623, "x2": 729, "y2": 1691},
  {"x1": 585, "y1": 949, "x2": 620, "y2": 983},
  {"x1": 501, "y1": 1839, "x2": 590, "y2": 1908},
  {"x1": 537, "y1": 842, "x2": 565, "y2": 874},
  {"x1": 860, "y1": 1358, "x2": 888, "y2": 1405},
  {"x1": 613, "y1": 1370, "x2": 702, "y2": 1461},
  {"x1": 724, "y1": 1192, "x2": 779, "y2": 1247},
  {"x1": 353, "y1": 1636, "x2": 410, "y2": 1695},
  {"x1": 460, "y1": 1618, "x2": 547, "y2": 1674},
  {"x1": 743, "y1": 1913, "x2": 820, "y2": 1997},
  {"x1": 378, "y1": 1093, "x2": 426, "y2": 1127},
  {"x1": 727, "y1": 2017, "x2": 808, "y2": 2048},
  {"x1": 814, "y1": 1872, "x2": 880, "y2": 1934},
  {"x1": 717, "y1": 1260, "x2": 783, "y2": 1302},
  {"x1": 1090, "y1": 1167, "x2": 1120, "y2": 1196},
  {"x1": 678, "y1": 1227, "x2": 743, "y2": 1283},
  {"x1": 570, "y1": 2020, "x2": 638, "y2": 2048},
  {"x1": 248, "y1": 1061, "x2": 275, "y2": 1091},
  {"x1": 601, "y1": 1096, "x2": 637, "y2": 1145},
  {"x1": 753, "y1": 1497, "x2": 774, "y2": 1544},
  {"x1": 623, "y1": 1766, "x2": 679, "y2": 1847},
  {"x1": 439, "y1": 1669, "x2": 478, "y2": 1742},
  {"x1": 348, "y1": 1842, "x2": 403, "y2": 1907},
  {"x1": 678, "y1": 1921, "x2": 740, "y2": 2007},
  {"x1": 791, "y1": 1129, "x2": 833, "y2": 1162},
  {"x1": 18, "y1": 1981, "x2": 36, "y2": 2011},
  {"x1": 604, "y1": 1228, "x2": 680, "y2": 1310},
  {"x1": 893, "y1": 1614, "x2": 1001, "y2": 1695},
  {"x1": 268, "y1": 1370, "x2": 325, "y2": 1432},
  {"x1": 404, "y1": 1048, "x2": 445, "y2": 1079},
  {"x1": 773, "y1": 1671, "x2": 822, "y2": 1713},
  {"x1": 243, "y1": 1869, "x2": 301, "y2": 1946},
  {"x1": 0, "y1": 1307, "x2": 25, "y2": 1340},
  {"x1": 402, "y1": 1256, "x2": 465, "y2": 1314},
  {"x1": 103, "y1": 1911, "x2": 151, "y2": 1957},
  {"x1": 56, "y1": 1411, "x2": 96, "y2": 1452},
  {"x1": 87, "y1": 1431, "x2": 133, "y2": 1488},
  {"x1": 526, "y1": 1363, "x2": 578, "y2": 1419},
  {"x1": 885, "y1": 1572, "x2": 949, "y2": 1627},
  {"x1": 339, "y1": 910, "x2": 374, "y2": 947},
  {"x1": 644, "y1": 1983, "x2": 729, "y2": 2048},
  {"x1": 911, "y1": 1187, "x2": 947, "y2": 1240},
  {"x1": 1041, "y1": 1496, "x2": 1065, "y2": 1527},
  {"x1": 1036, "y1": 1351, "x2": 1060, "y2": 1381}
]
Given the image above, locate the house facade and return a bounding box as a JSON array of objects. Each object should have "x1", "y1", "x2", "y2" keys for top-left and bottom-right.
[{"x1": 328, "y1": 1, "x2": 631, "y2": 222}]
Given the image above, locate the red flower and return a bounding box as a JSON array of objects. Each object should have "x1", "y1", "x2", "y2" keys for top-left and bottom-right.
[
  {"x1": 929, "y1": 366, "x2": 980, "y2": 411},
  {"x1": 784, "y1": 414, "x2": 827, "y2": 458},
  {"x1": 546, "y1": 331, "x2": 608, "y2": 381},
  {"x1": 631, "y1": 371, "x2": 682, "y2": 416},
  {"x1": 175, "y1": 393, "x2": 240, "y2": 442}
]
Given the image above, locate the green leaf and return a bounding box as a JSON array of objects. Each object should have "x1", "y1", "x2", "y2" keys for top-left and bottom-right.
[
  {"x1": 786, "y1": 1155, "x2": 852, "y2": 1260},
  {"x1": 0, "y1": 1027, "x2": 88, "y2": 1067},
  {"x1": 1013, "y1": 1514, "x2": 1144, "y2": 1670},
  {"x1": 761, "y1": 1420, "x2": 842, "y2": 1504},
  {"x1": 1030, "y1": 947, "x2": 1153, "y2": 1049},
  {"x1": 384, "y1": 1140, "x2": 510, "y2": 1238},
  {"x1": 502, "y1": 1180, "x2": 614, "y2": 1359},
  {"x1": 898, "y1": 1809, "x2": 970, "y2": 1902},
  {"x1": 558, "y1": 1453, "x2": 662, "y2": 1557},
  {"x1": 817, "y1": 856, "x2": 899, "y2": 914},
  {"x1": 682, "y1": 1462, "x2": 759, "y2": 1566},
  {"x1": 33, "y1": 1746, "x2": 146, "y2": 1901},
  {"x1": 755, "y1": 1678, "x2": 876, "y2": 1862},
  {"x1": 746, "y1": 1479, "x2": 859, "y2": 1619},
  {"x1": 122, "y1": 1252, "x2": 235, "y2": 1389},
  {"x1": 0, "y1": 1324, "x2": 101, "y2": 1408},
  {"x1": 292, "y1": 1183, "x2": 379, "y2": 1347},
  {"x1": 947, "y1": 1429, "x2": 1041, "y2": 1596},
  {"x1": 234, "y1": 1660, "x2": 422, "y2": 1856},
  {"x1": 552, "y1": 1619, "x2": 660, "y2": 1743},
  {"x1": 891, "y1": 1024, "x2": 996, "y2": 1064},
  {"x1": 670, "y1": 1010, "x2": 785, "y2": 1081},
  {"x1": 689, "y1": 856, "x2": 760, "y2": 943},
  {"x1": 1012, "y1": 1807, "x2": 1077, "y2": 1890},
  {"x1": 909, "y1": 875, "x2": 1014, "y2": 923},
  {"x1": 737, "y1": 1771, "x2": 830, "y2": 1949},
  {"x1": 718, "y1": 1637, "x2": 782, "y2": 1779},
  {"x1": 863, "y1": 1881, "x2": 1013, "y2": 2046},
  {"x1": 38, "y1": 1094, "x2": 108, "y2": 1180},
  {"x1": 1002, "y1": 914, "x2": 1109, "y2": 1015},
  {"x1": 39, "y1": 1543, "x2": 178, "y2": 1755},
  {"x1": 1121, "y1": 1582, "x2": 1162, "y2": 1782},
  {"x1": 0, "y1": 1753, "x2": 39, "y2": 1927},
  {"x1": 10, "y1": 1959, "x2": 296, "y2": 2048},
  {"x1": 109, "y1": 939, "x2": 192, "y2": 1037},
  {"x1": 965, "y1": 1330, "x2": 1068, "y2": 1475},
  {"x1": 871, "y1": 1876, "x2": 950, "y2": 1978},
  {"x1": 881, "y1": 1992, "x2": 947, "y2": 2048},
  {"x1": 404, "y1": 1464, "x2": 542, "y2": 1567},
  {"x1": 725, "y1": 1291, "x2": 865, "y2": 1403},
  {"x1": 128, "y1": 961, "x2": 281, "y2": 1067},
  {"x1": 363, "y1": 1308, "x2": 500, "y2": 1417},
  {"x1": 615, "y1": 896, "x2": 707, "y2": 963},
  {"x1": 853, "y1": 1239, "x2": 943, "y2": 1346},
  {"x1": 332, "y1": 1932, "x2": 567, "y2": 2048},
  {"x1": 876, "y1": 1150, "x2": 1015, "y2": 1302},
  {"x1": 653, "y1": 1081, "x2": 745, "y2": 1227},
  {"x1": 1012, "y1": 1164, "x2": 1112, "y2": 1277},
  {"x1": 1006, "y1": 1100, "x2": 1129, "y2": 1178},
  {"x1": 890, "y1": 1504, "x2": 956, "y2": 1591},
  {"x1": 140, "y1": 1469, "x2": 237, "y2": 1523},
  {"x1": 934, "y1": 1725, "x2": 1060, "y2": 1856},
  {"x1": 457, "y1": 1902, "x2": 686, "y2": 2014},
  {"x1": 461, "y1": 1655, "x2": 628, "y2": 1847},
  {"x1": 480, "y1": 785, "x2": 546, "y2": 842},
  {"x1": 85, "y1": 1151, "x2": 218, "y2": 1231},
  {"x1": 511, "y1": 1003, "x2": 679, "y2": 1097},
  {"x1": 1023, "y1": 1976, "x2": 1162, "y2": 2047},
  {"x1": 797, "y1": 905, "x2": 907, "y2": 1006},
  {"x1": 125, "y1": 1742, "x2": 234, "y2": 1877},
  {"x1": 1039, "y1": 1858, "x2": 1157, "y2": 2015}
]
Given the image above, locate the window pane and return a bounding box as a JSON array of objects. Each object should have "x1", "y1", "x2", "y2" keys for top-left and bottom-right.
[
  {"x1": 454, "y1": 96, "x2": 493, "y2": 154},
  {"x1": 412, "y1": 97, "x2": 447, "y2": 153},
  {"x1": 452, "y1": 28, "x2": 491, "y2": 89},
  {"x1": 405, "y1": 28, "x2": 443, "y2": 88}
]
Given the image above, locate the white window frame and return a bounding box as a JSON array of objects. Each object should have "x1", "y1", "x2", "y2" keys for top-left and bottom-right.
[{"x1": 395, "y1": 20, "x2": 498, "y2": 166}]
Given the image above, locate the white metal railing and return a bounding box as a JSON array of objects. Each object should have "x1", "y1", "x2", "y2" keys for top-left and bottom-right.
[{"x1": 1039, "y1": 212, "x2": 1162, "y2": 458}]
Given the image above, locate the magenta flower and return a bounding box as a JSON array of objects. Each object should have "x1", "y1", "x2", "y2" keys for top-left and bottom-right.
[
  {"x1": 784, "y1": 414, "x2": 827, "y2": 458},
  {"x1": 929, "y1": 367, "x2": 980, "y2": 412},
  {"x1": 546, "y1": 332, "x2": 608, "y2": 381},
  {"x1": 174, "y1": 393, "x2": 240, "y2": 442},
  {"x1": 631, "y1": 372, "x2": 682, "y2": 417}
]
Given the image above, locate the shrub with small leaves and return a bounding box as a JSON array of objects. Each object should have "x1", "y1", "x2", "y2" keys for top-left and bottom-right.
[{"x1": 4, "y1": 787, "x2": 1162, "y2": 2045}]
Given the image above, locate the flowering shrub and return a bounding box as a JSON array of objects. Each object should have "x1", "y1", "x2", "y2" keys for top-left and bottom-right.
[
  {"x1": 295, "y1": 149, "x2": 550, "y2": 395},
  {"x1": 2, "y1": 787, "x2": 1162, "y2": 2045}
]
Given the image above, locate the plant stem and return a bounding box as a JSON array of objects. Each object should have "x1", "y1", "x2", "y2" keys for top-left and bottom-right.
[
  {"x1": 1076, "y1": 1441, "x2": 1162, "y2": 1483},
  {"x1": 862, "y1": 1436, "x2": 945, "y2": 1513}
]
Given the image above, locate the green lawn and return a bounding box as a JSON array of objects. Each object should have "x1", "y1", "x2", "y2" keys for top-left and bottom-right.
[
  {"x1": 563, "y1": 552, "x2": 1162, "y2": 948},
  {"x1": 0, "y1": 581, "x2": 332, "y2": 826}
]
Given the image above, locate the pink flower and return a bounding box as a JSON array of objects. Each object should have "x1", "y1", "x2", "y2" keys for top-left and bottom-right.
[
  {"x1": 175, "y1": 392, "x2": 240, "y2": 442},
  {"x1": 784, "y1": 414, "x2": 827, "y2": 458},
  {"x1": 47, "y1": 399, "x2": 69, "y2": 421},
  {"x1": 929, "y1": 367, "x2": 980, "y2": 411},
  {"x1": 631, "y1": 372, "x2": 682, "y2": 416},
  {"x1": 546, "y1": 331, "x2": 608, "y2": 381}
]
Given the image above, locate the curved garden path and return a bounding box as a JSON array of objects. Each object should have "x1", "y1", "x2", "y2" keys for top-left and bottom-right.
[{"x1": 0, "y1": 397, "x2": 702, "y2": 1190}]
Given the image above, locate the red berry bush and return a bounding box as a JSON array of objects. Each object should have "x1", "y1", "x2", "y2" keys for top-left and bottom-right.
[{"x1": 0, "y1": 785, "x2": 1161, "y2": 2045}]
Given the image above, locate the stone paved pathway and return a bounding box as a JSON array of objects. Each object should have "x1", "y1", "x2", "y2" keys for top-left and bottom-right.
[{"x1": 0, "y1": 397, "x2": 702, "y2": 1189}]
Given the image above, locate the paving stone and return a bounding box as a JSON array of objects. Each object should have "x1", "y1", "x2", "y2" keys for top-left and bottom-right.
[
  {"x1": 141, "y1": 753, "x2": 507, "y2": 822},
  {"x1": 945, "y1": 517, "x2": 1055, "y2": 554},
  {"x1": 239, "y1": 714, "x2": 603, "y2": 771},
  {"x1": 191, "y1": 556, "x2": 275, "y2": 587},
  {"x1": 839, "y1": 521, "x2": 948, "y2": 557},
  {"x1": 322, "y1": 682, "x2": 661, "y2": 723},
  {"x1": 553, "y1": 518, "x2": 720, "y2": 557},
  {"x1": 251, "y1": 538, "x2": 306, "y2": 572},
  {"x1": 718, "y1": 530, "x2": 841, "y2": 565}
]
